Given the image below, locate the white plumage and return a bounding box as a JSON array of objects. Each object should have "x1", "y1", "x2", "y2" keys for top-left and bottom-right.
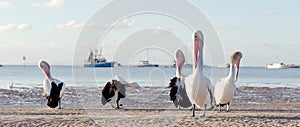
[
  {"x1": 214, "y1": 51, "x2": 242, "y2": 112},
  {"x1": 101, "y1": 75, "x2": 141, "y2": 109},
  {"x1": 43, "y1": 79, "x2": 65, "y2": 100},
  {"x1": 167, "y1": 49, "x2": 192, "y2": 108},
  {"x1": 39, "y1": 60, "x2": 65, "y2": 109},
  {"x1": 184, "y1": 30, "x2": 214, "y2": 117}
]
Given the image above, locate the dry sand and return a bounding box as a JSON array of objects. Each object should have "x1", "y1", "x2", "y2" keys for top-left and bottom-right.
[{"x1": 0, "y1": 86, "x2": 299, "y2": 127}]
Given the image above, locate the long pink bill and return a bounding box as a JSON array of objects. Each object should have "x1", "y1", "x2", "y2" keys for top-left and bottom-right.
[
  {"x1": 235, "y1": 58, "x2": 241, "y2": 82},
  {"x1": 194, "y1": 39, "x2": 200, "y2": 69}
]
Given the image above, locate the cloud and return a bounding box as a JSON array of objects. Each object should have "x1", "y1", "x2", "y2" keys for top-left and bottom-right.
[
  {"x1": 56, "y1": 20, "x2": 83, "y2": 29},
  {"x1": 82, "y1": 18, "x2": 136, "y2": 30},
  {"x1": 0, "y1": 23, "x2": 32, "y2": 32},
  {"x1": 111, "y1": 18, "x2": 135, "y2": 29},
  {"x1": 261, "y1": 10, "x2": 280, "y2": 16},
  {"x1": 152, "y1": 27, "x2": 173, "y2": 34},
  {"x1": 33, "y1": 0, "x2": 66, "y2": 8},
  {"x1": 57, "y1": 18, "x2": 135, "y2": 30},
  {"x1": 88, "y1": 18, "x2": 135, "y2": 30},
  {"x1": 0, "y1": 1, "x2": 11, "y2": 8}
]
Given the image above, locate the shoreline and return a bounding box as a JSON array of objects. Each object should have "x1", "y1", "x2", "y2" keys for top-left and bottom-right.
[{"x1": 0, "y1": 86, "x2": 299, "y2": 126}]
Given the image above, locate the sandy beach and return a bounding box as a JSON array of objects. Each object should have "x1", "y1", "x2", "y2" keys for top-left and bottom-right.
[{"x1": 0, "y1": 86, "x2": 299, "y2": 127}]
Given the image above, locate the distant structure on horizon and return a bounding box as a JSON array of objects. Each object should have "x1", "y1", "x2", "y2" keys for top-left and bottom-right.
[
  {"x1": 266, "y1": 62, "x2": 288, "y2": 69},
  {"x1": 136, "y1": 60, "x2": 159, "y2": 67},
  {"x1": 84, "y1": 49, "x2": 116, "y2": 67},
  {"x1": 22, "y1": 56, "x2": 26, "y2": 67}
]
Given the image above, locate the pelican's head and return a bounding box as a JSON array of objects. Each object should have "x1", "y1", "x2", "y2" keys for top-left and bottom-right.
[
  {"x1": 193, "y1": 30, "x2": 204, "y2": 68},
  {"x1": 38, "y1": 60, "x2": 52, "y2": 80},
  {"x1": 175, "y1": 49, "x2": 185, "y2": 77},
  {"x1": 230, "y1": 51, "x2": 243, "y2": 82}
]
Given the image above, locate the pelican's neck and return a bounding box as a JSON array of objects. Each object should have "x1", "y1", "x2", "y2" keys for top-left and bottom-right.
[
  {"x1": 227, "y1": 63, "x2": 236, "y2": 82},
  {"x1": 176, "y1": 68, "x2": 180, "y2": 78},
  {"x1": 44, "y1": 71, "x2": 53, "y2": 83},
  {"x1": 195, "y1": 47, "x2": 203, "y2": 74}
]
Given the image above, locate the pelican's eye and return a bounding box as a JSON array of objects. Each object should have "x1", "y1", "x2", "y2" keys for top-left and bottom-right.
[{"x1": 194, "y1": 34, "x2": 198, "y2": 39}]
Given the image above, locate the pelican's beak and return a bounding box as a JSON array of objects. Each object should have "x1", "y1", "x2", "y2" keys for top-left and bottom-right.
[
  {"x1": 176, "y1": 58, "x2": 181, "y2": 77},
  {"x1": 41, "y1": 66, "x2": 47, "y2": 74},
  {"x1": 235, "y1": 58, "x2": 241, "y2": 82},
  {"x1": 194, "y1": 36, "x2": 199, "y2": 69},
  {"x1": 39, "y1": 60, "x2": 53, "y2": 83}
]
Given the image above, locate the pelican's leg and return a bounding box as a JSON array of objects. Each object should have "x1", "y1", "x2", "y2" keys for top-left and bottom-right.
[
  {"x1": 58, "y1": 99, "x2": 61, "y2": 109},
  {"x1": 116, "y1": 101, "x2": 120, "y2": 109},
  {"x1": 200, "y1": 104, "x2": 206, "y2": 117},
  {"x1": 218, "y1": 105, "x2": 221, "y2": 112},
  {"x1": 111, "y1": 103, "x2": 116, "y2": 109},
  {"x1": 192, "y1": 104, "x2": 195, "y2": 117},
  {"x1": 208, "y1": 89, "x2": 214, "y2": 109},
  {"x1": 226, "y1": 103, "x2": 230, "y2": 112}
]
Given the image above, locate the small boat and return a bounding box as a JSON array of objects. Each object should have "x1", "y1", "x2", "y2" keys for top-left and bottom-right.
[
  {"x1": 0, "y1": 64, "x2": 2, "y2": 67},
  {"x1": 287, "y1": 64, "x2": 300, "y2": 68},
  {"x1": 167, "y1": 60, "x2": 192, "y2": 68},
  {"x1": 137, "y1": 60, "x2": 158, "y2": 67},
  {"x1": 84, "y1": 49, "x2": 116, "y2": 67},
  {"x1": 266, "y1": 62, "x2": 288, "y2": 69},
  {"x1": 217, "y1": 63, "x2": 230, "y2": 68}
]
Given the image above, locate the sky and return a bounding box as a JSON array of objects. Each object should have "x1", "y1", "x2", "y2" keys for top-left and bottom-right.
[{"x1": 0, "y1": 0, "x2": 299, "y2": 66}]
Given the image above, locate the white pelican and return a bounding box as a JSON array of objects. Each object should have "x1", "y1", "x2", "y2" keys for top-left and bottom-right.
[
  {"x1": 214, "y1": 51, "x2": 242, "y2": 112},
  {"x1": 185, "y1": 30, "x2": 214, "y2": 117},
  {"x1": 38, "y1": 60, "x2": 65, "y2": 109},
  {"x1": 101, "y1": 75, "x2": 141, "y2": 109},
  {"x1": 168, "y1": 49, "x2": 192, "y2": 108}
]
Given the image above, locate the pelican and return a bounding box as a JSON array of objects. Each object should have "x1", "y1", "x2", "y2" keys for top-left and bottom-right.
[
  {"x1": 214, "y1": 51, "x2": 242, "y2": 112},
  {"x1": 168, "y1": 49, "x2": 192, "y2": 108},
  {"x1": 185, "y1": 30, "x2": 214, "y2": 117},
  {"x1": 38, "y1": 60, "x2": 65, "y2": 109},
  {"x1": 101, "y1": 75, "x2": 141, "y2": 109}
]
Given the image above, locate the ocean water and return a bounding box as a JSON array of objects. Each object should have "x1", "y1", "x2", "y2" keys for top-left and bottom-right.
[{"x1": 0, "y1": 65, "x2": 299, "y2": 89}]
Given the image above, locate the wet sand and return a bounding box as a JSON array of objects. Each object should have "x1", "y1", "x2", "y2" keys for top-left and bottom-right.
[{"x1": 0, "y1": 86, "x2": 299, "y2": 126}]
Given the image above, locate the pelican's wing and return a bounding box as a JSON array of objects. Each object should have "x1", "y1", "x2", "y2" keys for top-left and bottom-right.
[
  {"x1": 177, "y1": 80, "x2": 192, "y2": 108},
  {"x1": 115, "y1": 75, "x2": 141, "y2": 91},
  {"x1": 59, "y1": 82, "x2": 65, "y2": 98},
  {"x1": 126, "y1": 82, "x2": 141, "y2": 91},
  {"x1": 43, "y1": 79, "x2": 51, "y2": 97},
  {"x1": 115, "y1": 75, "x2": 128, "y2": 84},
  {"x1": 214, "y1": 78, "x2": 225, "y2": 104},
  {"x1": 52, "y1": 79, "x2": 65, "y2": 98},
  {"x1": 204, "y1": 77, "x2": 214, "y2": 109},
  {"x1": 101, "y1": 82, "x2": 114, "y2": 105}
]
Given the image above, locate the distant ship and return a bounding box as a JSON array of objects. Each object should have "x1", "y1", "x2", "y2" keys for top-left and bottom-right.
[
  {"x1": 166, "y1": 60, "x2": 192, "y2": 68},
  {"x1": 217, "y1": 63, "x2": 230, "y2": 68},
  {"x1": 136, "y1": 47, "x2": 159, "y2": 67},
  {"x1": 266, "y1": 62, "x2": 288, "y2": 69},
  {"x1": 287, "y1": 64, "x2": 300, "y2": 68},
  {"x1": 84, "y1": 49, "x2": 116, "y2": 67},
  {"x1": 137, "y1": 60, "x2": 159, "y2": 67},
  {"x1": 0, "y1": 64, "x2": 2, "y2": 67}
]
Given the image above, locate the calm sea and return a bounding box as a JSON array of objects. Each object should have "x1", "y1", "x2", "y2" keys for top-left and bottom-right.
[{"x1": 0, "y1": 65, "x2": 299, "y2": 89}]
